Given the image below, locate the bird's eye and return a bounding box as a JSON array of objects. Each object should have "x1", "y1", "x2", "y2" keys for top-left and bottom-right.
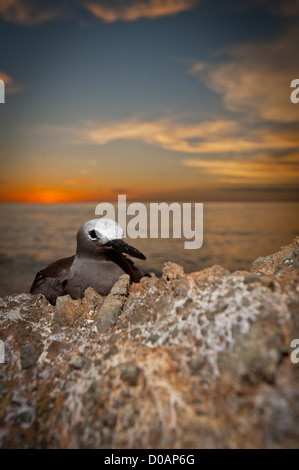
[{"x1": 88, "y1": 230, "x2": 97, "y2": 240}]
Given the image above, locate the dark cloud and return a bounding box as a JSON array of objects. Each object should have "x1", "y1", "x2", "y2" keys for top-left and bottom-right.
[
  {"x1": 0, "y1": 0, "x2": 200, "y2": 25},
  {"x1": 0, "y1": 0, "x2": 67, "y2": 25}
]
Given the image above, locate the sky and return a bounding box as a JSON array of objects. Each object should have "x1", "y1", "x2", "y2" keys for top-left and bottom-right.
[{"x1": 0, "y1": 0, "x2": 299, "y2": 203}]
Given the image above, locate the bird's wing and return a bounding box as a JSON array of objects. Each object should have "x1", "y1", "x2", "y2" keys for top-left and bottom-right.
[
  {"x1": 106, "y1": 250, "x2": 146, "y2": 283},
  {"x1": 30, "y1": 255, "x2": 75, "y2": 305}
]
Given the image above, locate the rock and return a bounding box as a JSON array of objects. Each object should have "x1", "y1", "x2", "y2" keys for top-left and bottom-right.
[
  {"x1": 251, "y1": 256, "x2": 267, "y2": 270},
  {"x1": 162, "y1": 262, "x2": 184, "y2": 282},
  {"x1": 0, "y1": 238, "x2": 299, "y2": 448},
  {"x1": 20, "y1": 344, "x2": 41, "y2": 369},
  {"x1": 54, "y1": 288, "x2": 104, "y2": 328},
  {"x1": 69, "y1": 354, "x2": 85, "y2": 370},
  {"x1": 96, "y1": 274, "x2": 129, "y2": 333},
  {"x1": 120, "y1": 365, "x2": 141, "y2": 386}
]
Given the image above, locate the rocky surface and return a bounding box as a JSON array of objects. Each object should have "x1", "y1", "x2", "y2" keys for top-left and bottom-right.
[{"x1": 0, "y1": 238, "x2": 299, "y2": 449}]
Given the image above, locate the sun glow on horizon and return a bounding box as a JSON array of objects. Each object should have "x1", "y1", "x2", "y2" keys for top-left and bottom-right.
[
  {"x1": 0, "y1": 1, "x2": 298, "y2": 204},
  {"x1": 0, "y1": 189, "x2": 97, "y2": 204}
]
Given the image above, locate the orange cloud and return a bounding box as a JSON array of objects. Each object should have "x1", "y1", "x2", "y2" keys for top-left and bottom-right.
[
  {"x1": 87, "y1": 118, "x2": 244, "y2": 153},
  {"x1": 182, "y1": 153, "x2": 299, "y2": 184},
  {"x1": 0, "y1": 0, "x2": 63, "y2": 25},
  {"x1": 189, "y1": 27, "x2": 299, "y2": 123},
  {"x1": 0, "y1": 0, "x2": 200, "y2": 25},
  {"x1": 40, "y1": 116, "x2": 299, "y2": 157},
  {"x1": 84, "y1": 0, "x2": 199, "y2": 22},
  {"x1": 84, "y1": 117, "x2": 299, "y2": 154}
]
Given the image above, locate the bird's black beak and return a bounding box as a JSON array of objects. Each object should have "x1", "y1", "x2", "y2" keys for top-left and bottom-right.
[{"x1": 106, "y1": 239, "x2": 146, "y2": 260}]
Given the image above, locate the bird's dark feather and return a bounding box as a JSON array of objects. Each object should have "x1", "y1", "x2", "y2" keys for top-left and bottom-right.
[
  {"x1": 30, "y1": 256, "x2": 74, "y2": 305},
  {"x1": 30, "y1": 251, "x2": 145, "y2": 306},
  {"x1": 105, "y1": 249, "x2": 145, "y2": 283}
]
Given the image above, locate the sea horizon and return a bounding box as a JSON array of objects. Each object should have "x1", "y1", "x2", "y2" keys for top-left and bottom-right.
[{"x1": 0, "y1": 201, "x2": 299, "y2": 297}]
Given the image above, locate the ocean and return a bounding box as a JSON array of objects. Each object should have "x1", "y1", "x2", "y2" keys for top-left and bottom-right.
[{"x1": 0, "y1": 201, "x2": 298, "y2": 297}]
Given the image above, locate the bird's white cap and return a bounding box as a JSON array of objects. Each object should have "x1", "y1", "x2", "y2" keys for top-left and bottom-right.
[{"x1": 94, "y1": 218, "x2": 124, "y2": 244}]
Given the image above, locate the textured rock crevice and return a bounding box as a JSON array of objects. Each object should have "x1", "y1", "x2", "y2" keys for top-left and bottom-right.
[{"x1": 0, "y1": 238, "x2": 299, "y2": 448}]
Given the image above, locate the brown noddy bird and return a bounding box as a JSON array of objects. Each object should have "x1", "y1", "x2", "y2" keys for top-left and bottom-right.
[{"x1": 30, "y1": 218, "x2": 146, "y2": 305}]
